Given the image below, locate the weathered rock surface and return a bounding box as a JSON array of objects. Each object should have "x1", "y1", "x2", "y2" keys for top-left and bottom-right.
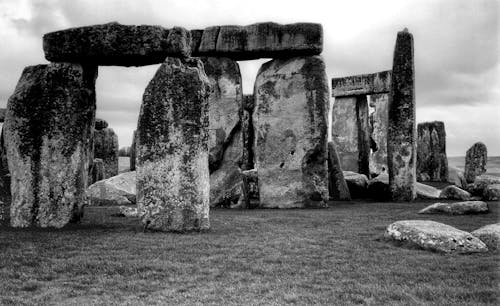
[
  {"x1": 254, "y1": 56, "x2": 329, "y2": 208},
  {"x1": 415, "y1": 182, "x2": 441, "y2": 200},
  {"x1": 471, "y1": 175, "x2": 500, "y2": 196},
  {"x1": 471, "y1": 223, "x2": 500, "y2": 250},
  {"x1": 418, "y1": 201, "x2": 488, "y2": 215},
  {"x1": 483, "y1": 184, "x2": 500, "y2": 201},
  {"x1": 465, "y1": 142, "x2": 487, "y2": 183},
  {"x1": 118, "y1": 206, "x2": 140, "y2": 218},
  {"x1": 384, "y1": 220, "x2": 488, "y2": 253},
  {"x1": 43, "y1": 23, "x2": 191, "y2": 66},
  {"x1": 0, "y1": 108, "x2": 6, "y2": 122},
  {"x1": 387, "y1": 29, "x2": 416, "y2": 201},
  {"x1": 130, "y1": 130, "x2": 137, "y2": 171},
  {"x1": 237, "y1": 169, "x2": 260, "y2": 209},
  {"x1": 367, "y1": 171, "x2": 390, "y2": 201},
  {"x1": 200, "y1": 57, "x2": 243, "y2": 171},
  {"x1": 343, "y1": 171, "x2": 368, "y2": 199},
  {"x1": 439, "y1": 185, "x2": 471, "y2": 200},
  {"x1": 448, "y1": 165, "x2": 467, "y2": 189},
  {"x1": 328, "y1": 142, "x2": 351, "y2": 200},
  {"x1": 0, "y1": 128, "x2": 10, "y2": 225},
  {"x1": 87, "y1": 171, "x2": 136, "y2": 206},
  {"x1": 94, "y1": 127, "x2": 119, "y2": 178},
  {"x1": 417, "y1": 121, "x2": 448, "y2": 182},
  {"x1": 241, "y1": 94, "x2": 255, "y2": 170},
  {"x1": 4, "y1": 63, "x2": 96, "y2": 228},
  {"x1": 331, "y1": 70, "x2": 391, "y2": 97},
  {"x1": 194, "y1": 22, "x2": 323, "y2": 60},
  {"x1": 89, "y1": 158, "x2": 105, "y2": 185},
  {"x1": 95, "y1": 118, "x2": 108, "y2": 130},
  {"x1": 369, "y1": 93, "x2": 389, "y2": 176},
  {"x1": 137, "y1": 57, "x2": 211, "y2": 232}
]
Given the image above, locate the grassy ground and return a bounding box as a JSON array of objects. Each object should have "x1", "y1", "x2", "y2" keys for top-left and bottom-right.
[{"x1": 1, "y1": 200, "x2": 499, "y2": 305}]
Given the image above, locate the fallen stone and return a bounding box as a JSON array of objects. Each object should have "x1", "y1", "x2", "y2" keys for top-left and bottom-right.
[
  {"x1": 88, "y1": 158, "x2": 105, "y2": 185},
  {"x1": 384, "y1": 220, "x2": 488, "y2": 253},
  {"x1": 471, "y1": 223, "x2": 500, "y2": 250},
  {"x1": 328, "y1": 142, "x2": 351, "y2": 200},
  {"x1": 95, "y1": 118, "x2": 108, "y2": 130},
  {"x1": 415, "y1": 182, "x2": 441, "y2": 200},
  {"x1": 331, "y1": 70, "x2": 391, "y2": 97},
  {"x1": 367, "y1": 171, "x2": 390, "y2": 201},
  {"x1": 465, "y1": 142, "x2": 487, "y2": 183},
  {"x1": 343, "y1": 171, "x2": 368, "y2": 199},
  {"x1": 483, "y1": 184, "x2": 500, "y2": 201},
  {"x1": 4, "y1": 63, "x2": 96, "y2": 228},
  {"x1": 137, "y1": 57, "x2": 211, "y2": 232},
  {"x1": 94, "y1": 127, "x2": 119, "y2": 178},
  {"x1": 417, "y1": 121, "x2": 448, "y2": 182},
  {"x1": 439, "y1": 185, "x2": 471, "y2": 200},
  {"x1": 471, "y1": 175, "x2": 500, "y2": 196},
  {"x1": 369, "y1": 93, "x2": 389, "y2": 176},
  {"x1": 418, "y1": 201, "x2": 488, "y2": 215},
  {"x1": 254, "y1": 56, "x2": 329, "y2": 208},
  {"x1": 43, "y1": 22, "x2": 191, "y2": 66},
  {"x1": 87, "y1": 171, "x2": 136, "y2": 206},
  {"x1": 118, "y1": 206, "x2": 140, "y2": 218},
  {"x1": 447, "y1": 165, "x2": 467, "y2": 189}
]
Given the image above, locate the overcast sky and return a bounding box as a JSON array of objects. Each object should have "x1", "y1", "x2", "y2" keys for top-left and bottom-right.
[{"x1": 0, "y1": 0, "x2": 498, "y2": 156}]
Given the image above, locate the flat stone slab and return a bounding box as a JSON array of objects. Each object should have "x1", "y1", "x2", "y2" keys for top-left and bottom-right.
[
  {"x1": 87, "y1": 171, "x2": 136, "y2": 206},
  {"x1": 415, "y1": 182, "x2": 440, "y2": 199},
  {"x1": 471, "y1": 223, "x2": 500, "y2": 250},
  {"x1": 43, "y1": 22, "x2": 191, "y2": 66},
  {"x1": 385, "y1": 220, "x2": 488, "y2": 253},
  {"x1": 331, "y1": 70, "x2": 391, "y2": 97},
  {"x1": 439, "y1": 185, "x2": 471, "y2": 200},
  {"x1": 418, "y1": 201, "x2": 488, "y2": 215},
  {"x1": 193, "y1": 22, "x2": 323, "y2": 60}
]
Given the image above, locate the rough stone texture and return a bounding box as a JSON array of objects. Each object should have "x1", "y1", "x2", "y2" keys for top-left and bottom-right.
[
  {"x1": 471, "y1": 175, "x2": 500, "y2": 196},
  {"x1": 465, "y1": 142, "x2": 487, "y2": 183},
  {"x1": 95, "y1": 118, "x2": 108, "y2": 130},
  {"x1": 331, "y1": 70, "x2": 391, "y2": 97},
  {"x1": 385, "y1": 220, "x2": 488, "y2": 253},
  {"x1": 471, "y1": 223, "x2": 500, "y2": 251},
  {"x1": 88, "y1": 158, "x2": 105, "y2": 185},
  {"x1": 417, "y1": 121, "x2": 448, "y2": 182},
  {"x1": 0, "y1": 128, "x2": 10, "y2": 225},
  {"x1": 367, "y1": 171, "x2": 390, "y2": 201},
  {"x1": 94, "y1": 128, "x2": 119, "y2": 178},
  {"x1": 448, "y1": 165, "x2": 467, "y2": 189},
  {"x1": 118, "y1": 206, "x2": 140, "y2": 218},
  {"x1": 387, "y1": 29, "x2": 416, "y2": 201},
  {"x1": 43, "y1": 22, "x2": 191, "y2": 66},
  {"x1": 87, "y1": 171, "x2": 136, "y2": 206},
  {"x1": 194, "y1": 22, "x2": 323, "y2": 60},
  {"x1": 4, "y1": 63, "x2": 96, "y2": 228},
  {"x1": 137, "y1": 57, "x2": 211, "y2": 232},
  {"x1": 327, "y1": 142, "x2": 351, "y2": 200},
  {"x1": 439, "y1": 185, "x2": 471, "y2": 201},
  {"x1": 415, "y1": 182, "x2": 441, "y2": 200},
  {"x1": 483, "y1": 184, "x2": 500, "y2": 201},
  {"x1": 237, "y1": 169, "x2": 260, "y2": 209},
  {"x1": 241, "y1": 94, "x2": 255, "y2": 170},
  {"x1": 200, "y1": 57, "x2": 243, "y2": 172},
  {"x1": 418, "y1": 201, "x2": 488, "y2": 215},
  {"x1": 254, "y1": 56, "x2": 329, "y2": 208},
  {"x1": 0, "y1": 108, "x2": 6, "y2": 122},
  {"x1": 343, "y1": 171, "x2": 368, "y2": 199},
  {"x1": 130, "y1": 130, "x2": 137, "y2": 171},
  {"x1": 369, "y1": 93, "x2": 389, "y2": 176}
]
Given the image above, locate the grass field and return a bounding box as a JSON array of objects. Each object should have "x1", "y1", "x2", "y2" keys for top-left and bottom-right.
[{"x1": 1, "y1": 201, "x2": 499, "y2": 305}]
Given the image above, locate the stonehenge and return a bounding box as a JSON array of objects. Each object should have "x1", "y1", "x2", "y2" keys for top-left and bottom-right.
[
  {"x1": 417, "y1": 121, "x2": 448, "y2": 182},
  {"x1": 465, "y1": 142, "x2": 487, "y2": 183}
]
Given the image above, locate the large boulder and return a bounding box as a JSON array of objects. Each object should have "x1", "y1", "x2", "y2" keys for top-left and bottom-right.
[
  {"x1": 418, "y1": 201, "x2": 488, "y2": 215},
  {"x1": 471, "y1": 175, "x2": 500, "y2": 196},
  {"x1": 384, "y1": 220, "x2": 488, "y2": 253},
  {"x1": 43, "y1": 23, "x2": 191, "y2": 66},
  {"x1": 327, "y1": 142, "x2": 351, "y2": 200},
  {"x1": 483, "y1": 184, "x2": 500, "y2": 201},
  {"x1": 465, "y1": 142, "x2": 487, "y2": 183},
  {"x1": 94, "y1": 127, "x2": 119, "y2": 178},
  {"x1": 254, "y1": 56, "x2": 329, "y2": 208},
  {"x1": 471, "y1": 223, "x2": 500, "y2": 251},
  {"x1": 343, "y1": 171, "x2": 368, "y2": 199},
  {"x1": 137, "y1": 57, "x2": 211, "y2": 232},
  {"x1": 417, "y1": 121, "x2": 448, "y2": 182},
  {"x1": 439, "y1": 185, "x2": 471, "y2": 201},
  {"x1": 4, "y1": 63, "x2": 96, "y2": 228},
  {"x1": 87, "y1": 171, "x2": 136, "y2": 206},
  {"x1": 447, "y1": 165, "x2": 467, "y2": 189},
  {"x1": 415, "y1": 182, "x2": 441, "y2": 200}
]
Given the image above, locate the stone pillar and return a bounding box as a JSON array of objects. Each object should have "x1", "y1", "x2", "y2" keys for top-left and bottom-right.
[
  {"x1": 254, "y1": 56, "x2": 329, "y2": 208},
  {"x1": 242, "y1": 94, "x2": 255, "y2": 171},
  {"x1": 417, "y1": 121, "x2": 448, "y2": 182},
  {"x1": 94, "y1": 127, "x2": 118, "y2": 178},
  {"x1": 387, "y1": 29, "x2": 416, "y2": 201},
  {"x1": 130, "y1": 130, "x2": 136, "y2": 171},
  {"x1": 356, "y1": 96, "x2": 370, "y2": 177},
  {"x1": 0, "y1": 128, "x2": 10, "y2": 225},
  {"x1": 465, "y1": 142, "x2": 487, "y2": 183},
  {"x1": 137, "y1": 57, "x2": 211, "y2": 232},
  {"x1": 89, "y1": 158, "x2": 105, "y2": 184},
  {"x1": 327, "y1": 142, "x2": 351, "y2": 200},
  {"x1": 369, "y1": 93, "x2": 389, "y2": 175},
  {"x1": 4, "y1": 63, "x2": 96, "y2": 228}
]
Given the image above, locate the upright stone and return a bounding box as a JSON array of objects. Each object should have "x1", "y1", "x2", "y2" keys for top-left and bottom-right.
[
  {"x1": 137, "y1": 57, "x2": 210, "y2": 232},
  {"x1": 130, "y1": 130, "x2": 137, "y2": 171},
  {"x1": 327, "y1": 142, "x2": 351, "y2": 200},
  {"x1": 369, "y1": 93, "x2": 389, "y2": 175},
  {"x1": 0, "y1": 128, "x2": 10, "y2": 225},
  {"x1": 387, "y1": 29, "x2": 416, "y2": 201},
  {"x1": 89, "y1": 158, "x2": 105, "y2": 184},
  {"x1": 3, "y1": 63, "x2": 96, "y2": 228},
  {"x1": 465, "y1": 142, "x2": 487, "y2": 183},
  {"x1": 94, "y1": 128, "x2": 119, "y2": 178},
  {"x1": 241, "y1": 94, "x2": 255, "y2": 170},
  {"x1": 417, "y1": 121, "x2": 448, "y2": 182},
  {"x1": 254, "y1": 56, "x2": 329, "y2": 208},
  {"x1": 200, "y1": 57, "x2": 242, "y2": 172}
]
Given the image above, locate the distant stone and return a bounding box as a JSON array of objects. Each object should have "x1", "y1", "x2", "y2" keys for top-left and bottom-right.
[
  {"x1": 194, "y1": 22, "x2": 323, "y2": 60},
  {"x1": 367, "y1": 171, "x2": 390, "y2": 201},
  {"x1": 0, "y1": 108, "x2": 6, "y2": 122},
  {"x1": 384, "y1": 220, "x2": 488, "y2": 253},
  {"x1": 95, "y1": 118, "x2": 108, "y2": 130},
  {"x1": 418, "y1": 201, "x2": 488, "y2": 215},
  {"x1": 88, "y1": 158, "x2": 105, "y2": 185},
  {"x1": 241, "y1": 95, "x2": 255, "y2": 171},
  {"x1": 471, "y1": 223, "x2": 500, "y2": 250},
  {"x1": 447, "y1": 165, "x2": 467, "y2": 189},
  {"x1": 439, "y1": 185, "x2": 471, "y2": 201},
  {"x1": 465, "y1": 142, "x2": 487, "y2": 183},
  {"x1": 238, "y1": 169, "x2": 260, "y2": 209},
  {"x1": 4, "y1": 63, "x2": 96, "y2": 228},
  {"x1": 254, "y1": 56, "x2": 329, "y2": 208},
  {"x1": 328, "y1": 142, "x2": 351, "y2": 200},
  {"x1": 130, "y1": 130, "x2": 137, "y2": 171},
  {"x1": 369, "y1": 93, "x2": 389, "y2": 176},
  {"x1": 137, "y1": 57, "x2": 211, "y2": 232},
  {"x1": 94, "y1": 128, "x2": 119, "y2": 178},
  {"x1": 417, "y1": 121, "x2": 448, "y2": 182},
  {"x1": 243, "y1": 94, "x2": 254, "y2": 111},
  {"x1": 0, "y1": 128, "x2": 10, "y2": 225},
  {"x1": 87, "y1": 171, "x2": 136, "y2": 206},
  {"x1": 343, "y1": 171, "x2": 368, "y2": 199},
  {"x1": 331, "y1": 70, "x2": 391, "y2": 97},
  {"x1": 43, "y1": 23, "x2": 191, "y2": 66},
  {"x1": 118, "y1": 206, "x2": 140, "y2": 218},
  {"x1": 210, "y1": 165, "x2": 242, "y2": 208},
  {"x1": 471, "y1": 175, "x2": 500, "y2": 196},
  {"x1": 483, "y1": 184, "x2": 500, "y2": 201}
]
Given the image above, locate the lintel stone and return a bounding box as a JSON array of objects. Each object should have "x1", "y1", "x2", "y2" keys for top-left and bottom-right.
[{"x1": 332, "y1": 70, "x2": 391, "y2": 97}]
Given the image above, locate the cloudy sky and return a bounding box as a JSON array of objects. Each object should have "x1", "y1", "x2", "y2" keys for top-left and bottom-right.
[{"x1": 0, "y1": 0, "x2": 498, "y2": 156}]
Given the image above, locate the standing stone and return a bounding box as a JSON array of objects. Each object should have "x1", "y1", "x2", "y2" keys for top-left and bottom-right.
[
  {"x1": 241, "y1": 94, "x2": 255, "y2": 170},
  {"x1": 200, "y1": 57, "x2": 243, "y2": 172},
  {"x1": 94, "y1": 128, "x2": 119, "y2": 178},
  {"x1": 254, "y1": 56, "x2": 329, "y2": 208},
  {"x1": 417, "y1": 121, "x2": 448, "y2": 182},
  {"x1": 130, "y1": 130, "x2": 137, "y2": 171},
  {"x1": 89, "y1": 158, "x2": 105, "y2": 185},
  {"x1": 95, "y1": 118, "x2": 108, "y2": 130},
  {"x1": 0, "y1": 128, "x2": 10, "y2": 225},
  {"x1": 327, "y1": 142, "x2": 351, "y2": 200},
  {"x1": 465, "y1": 142, "x2": 487, "y2": 183},
  {"x1": 369, "y1": 93, "x2": 389, "y2": 176},
  {"x1": 4, "y1": 63, "x2": 96, "y2": 228},
  {"x1": 387, "y1": 29, "x2": 416, "y2": 201},
  {"x1": 137, "y1": 57, "x2": 211, "y2": 232}
]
